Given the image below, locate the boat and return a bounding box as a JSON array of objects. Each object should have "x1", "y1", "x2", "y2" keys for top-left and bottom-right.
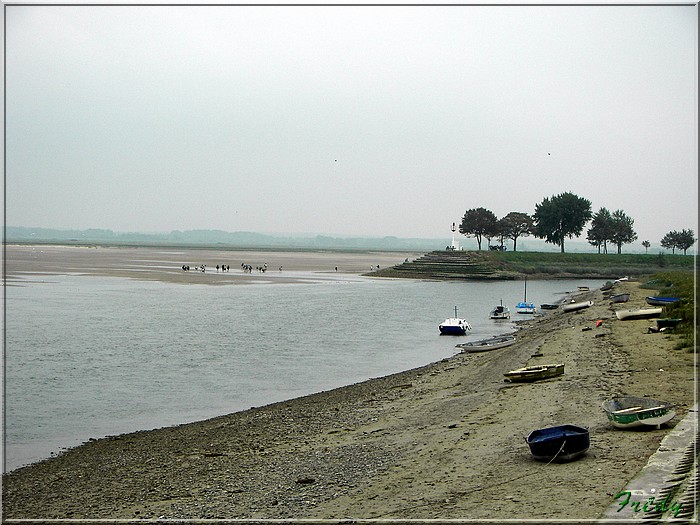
[
  {"x1": 540, "y1": 303, "x2": 559, "y2": 310},
  {"x1": 516, "y1": 277, "x2": 536, "y2": 314},
  {"x1": 656, "y1": 318, "x2": 682, "y2": 329},
  {"x1": 439, "y1": 306, "x2": 472, "y2": 335},
  {"x1": 561, "y1": 300, "x2": 593, "y2": 313},
  {"x1": 600, "y1": 281, "x2": 614, "y2": 291},
  {"x1": 489, "y1": 300, "x2": 511, "y2": 320},
  {"x1": 615, "y1": 308, "x2": 663, "y2": 320},
  {"x1": 602, "y1": 396, "x2": 676, "y2": 429},
  {"x1": 457, "y1": 334, "x2": 516, "y2": 353},
  {"x1": 526, "y1": 425, "x2": 590, "y2": 462},
  {"x1": 609, "y1": 293, "x2": 630, "y2": 304},
  {"x1": 504, "y1": 363, "x2": 564, "y2": 382},
  {"x1": 645, "y1": 296, "x2": 681, "y2": 307},
  {"x1": 577, "y1": 286, "x2": 590, "y2": 292}
]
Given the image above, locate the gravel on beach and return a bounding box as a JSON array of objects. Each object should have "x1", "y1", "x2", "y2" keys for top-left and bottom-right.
[{"x1": 2, "y1": 250, "x2": 696, "y2": 521}]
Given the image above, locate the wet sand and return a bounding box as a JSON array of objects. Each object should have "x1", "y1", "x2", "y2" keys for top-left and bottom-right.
[{"x1": 2, "y1": 245, "x2": 696, "y2": 521}]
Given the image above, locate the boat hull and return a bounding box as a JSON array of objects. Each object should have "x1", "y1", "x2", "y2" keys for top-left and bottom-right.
[
  {"x1": 610, "y1": 293, "x2": 630, "y2": 303},
  {"x1": 645, "y1": 296, "x2": 680, "y2": 306},
  {"x1": 602, "y1": 396, "x2": 676, "y2": 429},
  {"x1": 504, "y1": 363, "x2": 564, "y2": 382},
  {"x1": 457, "y1": 335, "x2": 516, "y2": 353},
  {"x1": 615, "y1": 308, "x2": 663, "y2": 320},
  {"x1": 527, "y1": 425, "x2": 589, "y2": 462},
  {"x1": 562, "y1": 300, "x2": 593, "y2": 313},
  {"x1": 439, "y1": 325, "x2": 468, "y2": 335},
  {"x1": 516, "y1": 302, "x2": 536, "y2": 314}
]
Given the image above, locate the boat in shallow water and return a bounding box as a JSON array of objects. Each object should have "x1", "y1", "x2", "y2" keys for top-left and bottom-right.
[
  {"x1": 526, "y1": 424, "x2": 589, "y2": 462},
  {"x1": 602, "y1": 396, "x2": 676, "y2": 429},
  {"x1": 489, "y1": 300, "x2": 511, "y2": 320},
  {"x1": 438, "y1": 306, "x2": 472, "y2": 335}
]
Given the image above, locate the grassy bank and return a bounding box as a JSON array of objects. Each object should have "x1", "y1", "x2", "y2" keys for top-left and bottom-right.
[
  {"x1": 641, "y1": 271, "x2": 698, "y2": 352},
  {"x1": 374, "y1": 250, "x2": 695, "y2": 280}
]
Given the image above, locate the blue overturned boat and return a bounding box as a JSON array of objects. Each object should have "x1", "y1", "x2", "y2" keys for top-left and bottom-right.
[
  {"x1": 526, "y1": 424, "x2": 589, "y2": 462},
  {"x1": 645, "y1": 296, "x2": 681, "y2": 306}
]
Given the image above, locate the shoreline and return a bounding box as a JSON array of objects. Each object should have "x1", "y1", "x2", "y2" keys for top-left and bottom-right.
[{"x1": 3, "y1": 277, "x2": 696, "y2": 520}]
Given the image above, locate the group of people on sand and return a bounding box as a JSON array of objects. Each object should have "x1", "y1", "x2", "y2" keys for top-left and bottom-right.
[{"x1": 241, "y1": 262, "x2": 278, "y2": 273}]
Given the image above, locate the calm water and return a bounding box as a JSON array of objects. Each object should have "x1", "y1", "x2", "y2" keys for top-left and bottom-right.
[{"x1": 4, "y1": 272, "x2": 605, "y2": 471}]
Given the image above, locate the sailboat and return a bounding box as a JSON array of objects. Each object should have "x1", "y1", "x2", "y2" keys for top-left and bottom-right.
[
  {"x1": 439, "y1": 306, "x2": 472, "y2": 335},
  {"x1": 516, "y1": 277, "x2": 536, "y2": 314}
]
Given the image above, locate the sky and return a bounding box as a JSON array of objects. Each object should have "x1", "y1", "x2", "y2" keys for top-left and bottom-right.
[{"x1": 3, "y1": 4, "x2": 698, "y2": 245}]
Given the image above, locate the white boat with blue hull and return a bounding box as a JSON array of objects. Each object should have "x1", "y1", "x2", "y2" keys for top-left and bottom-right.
[{"x1": 439, "y1": 306, "x2": 472, "y2": 335}]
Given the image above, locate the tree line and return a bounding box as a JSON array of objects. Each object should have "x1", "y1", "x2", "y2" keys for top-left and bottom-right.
[{"x1": 459, "y1": 191, "x2": 696, "y2": 254}]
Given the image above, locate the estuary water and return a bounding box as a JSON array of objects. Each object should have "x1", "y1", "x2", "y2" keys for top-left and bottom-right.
[{"x1": 3, "y1": 272, "x2": 605, "y2": 471}]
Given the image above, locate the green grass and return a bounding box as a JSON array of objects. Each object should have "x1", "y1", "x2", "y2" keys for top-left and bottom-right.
[{"x1": 641, "y1": 271, "x2": 698, "y2": 352}]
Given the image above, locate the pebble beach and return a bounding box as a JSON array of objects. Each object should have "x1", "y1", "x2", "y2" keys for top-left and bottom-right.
[{"x1": 2, "y1": 246, "x2": 697, "y2": 521}]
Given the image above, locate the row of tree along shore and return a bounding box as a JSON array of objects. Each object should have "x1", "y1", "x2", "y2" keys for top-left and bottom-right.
[
  {"x1": 458, "y1": 191, "x2": 696, "y2": 254},
  {"x1": 373, "y1": 249, "x2": 695, "y2": 281}
]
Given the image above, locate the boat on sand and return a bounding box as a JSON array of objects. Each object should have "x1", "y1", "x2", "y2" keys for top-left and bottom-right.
[
  {"x1": 562, "y1": 300, "x2": 593, "y2": 313},
  {"x1": 456, "y1": 334, "x2": 516, "y2": 353},
  {"x1": 615, "y1": 308, "x2": 663, "y2": 320},
  {"x1": 602, "y1": 396, "x2": 676, "y2": 429},
  {"x1": 504, "y1": 363, "x2": 564, "y2": 382},
  {"x1": 526, "y1": 425, "x2": 589, "y2": 462}
]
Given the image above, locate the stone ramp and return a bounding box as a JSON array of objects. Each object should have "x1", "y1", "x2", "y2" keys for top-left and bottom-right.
[{"x1": 600, "y1": 405, "x2": 698, "y2": 522}]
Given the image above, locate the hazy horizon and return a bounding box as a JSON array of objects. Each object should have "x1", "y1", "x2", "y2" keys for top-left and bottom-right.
[{"x1": 4, "y1": 4, "x2": 698, "y2": 243}]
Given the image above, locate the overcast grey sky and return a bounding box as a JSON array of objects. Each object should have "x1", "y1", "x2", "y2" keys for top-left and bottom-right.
[{"x1": 4, "y1": 4, "x2": 698, "y2": 244}]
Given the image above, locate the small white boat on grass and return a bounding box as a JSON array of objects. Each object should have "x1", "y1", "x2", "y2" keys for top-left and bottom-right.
[
  {"x1": 602, "y1": 396, "x2": 676, "y2": 429},
  {"x1": 457, "y1": 334, "x2": 516, "y2": 353},
  {"x1": 562, "y1": 300, "x2": 593, "y2": 313},
  {"x1": 489, "y1": 300, "x2": 511, "y2": 320},
  {"x1": 615, "y1": 307, "x2": 663, "y2": 321},
  {"x1": 439, "y1": 306, "x2": 472, "y2": 335}
]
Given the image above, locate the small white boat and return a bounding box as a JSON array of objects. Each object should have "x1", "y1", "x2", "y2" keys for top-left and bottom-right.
[
  {"x1": 615, "y1": 307, "x2": 663, "y2": 321},
  {"x1": 439, "y1": 306, "x2": 472, "y2": 335},
  {"x1": 562, "y1": 300, "x2": 593, "y2": 313},
  {"x1": 457, "y1": 334, "x2": 516, "y2": 353},
  {"x1": 489, "y1": 300, "x2": 511, "y2": 320},
  {"x1": 602, "y1": 396, "x2": 676, "y2": 429},
  {"x1": 610, "y1": 293, "x2": 630, "y2": 304}
]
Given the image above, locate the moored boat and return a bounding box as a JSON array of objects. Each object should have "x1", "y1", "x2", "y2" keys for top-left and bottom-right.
[
  {"x1": 489, "y1": 300, "x2": 511, "y2": 320},
  {"x1": 457, "y1": 334, "x2": 516, "y2": 353},
  {"x1": 609, "y1": 293, "x2": 630, "y2": 304},
  {"x1": 504, "y1": 363, "x2": 564, "y2": 382},
  {"x1": 439, "y1": 306, "x2": 472, "y2": 335},
  {"x1": 516, "y1": 301, "x2": 536, "y2": 314},
  {"x1": 561, "y1": 300, "x2": 593, "y2": 313},
  {"x1": 526, "y1": 425, "x2": 590, "y2": 462},
  {"x1": 645, "y1": 296, "x2": 681, "y2": 307},
  {"x1": 602, "y1": 396, "x2": 676, "y2": 429},
  {"x1": 615, "y1": 307, "x2": 663, "y2": 321}
]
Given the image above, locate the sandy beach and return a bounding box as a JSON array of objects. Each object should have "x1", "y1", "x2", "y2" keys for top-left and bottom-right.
[{"x1": 2, "y1": 245, "x2": 696, "y2": 521}]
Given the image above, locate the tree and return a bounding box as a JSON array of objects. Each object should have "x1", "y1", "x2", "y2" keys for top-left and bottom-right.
[
  {"x1": 661, "y1": 231, "x2": 680, "y2": 254},
  {"x1": 533, "y1": 192, "x2": 592, "y2": 253},
  {"x1": 459, "y1": 207, "x2": 498, "y2": 250},
  {"x1": 587, "y1": 208, "x2": 613, "y2": 254},
  {"x1": 642, "y1": 240, "x2": 651, "y2": 254},
  {"x1": 609, "y1": 209, "x2": 638, "y2": 254},
  {"x1": 498, "y1": 212, "x2": 533, "y2": 252},
  {"x1": 663, "y1": 229, "x2": 696, "y2": 255}
]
